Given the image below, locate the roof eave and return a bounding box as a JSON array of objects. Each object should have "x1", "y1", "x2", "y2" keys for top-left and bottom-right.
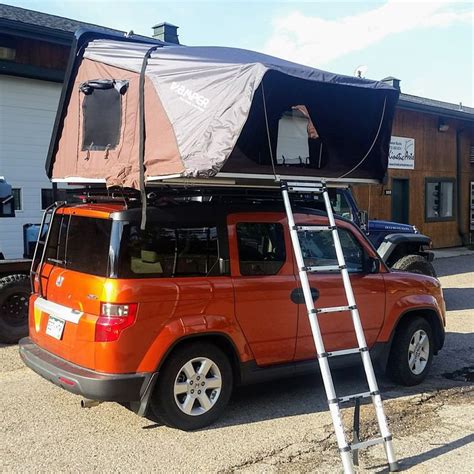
[{"x1": 397, "y1": 98, "x2": 474, "y2": 123}]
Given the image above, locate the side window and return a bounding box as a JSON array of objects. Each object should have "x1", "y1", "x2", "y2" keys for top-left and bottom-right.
[
  {"x1": 299, "y1": 227, "x2": 364, "y2": 272},
  {"x1": 118, "y1": 224, "x2": 220, "y2": 278},
  {"x1": 236, "y1": 223, "x2": 286, "y2": 276}
]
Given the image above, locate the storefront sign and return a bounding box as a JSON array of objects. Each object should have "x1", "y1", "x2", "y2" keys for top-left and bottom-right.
[{"x1": 389, "y1": 136, "x2": 415, "y2": 169}]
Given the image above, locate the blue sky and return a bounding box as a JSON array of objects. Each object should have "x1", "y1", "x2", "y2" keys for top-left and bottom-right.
[{"x1": 6, "y1": 0, "x2": 474, "y2": 105}]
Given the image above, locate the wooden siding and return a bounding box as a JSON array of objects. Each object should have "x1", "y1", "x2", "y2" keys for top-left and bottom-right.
[{"x1": 353, "y1": 109, "x2": 474, "y2": 248}]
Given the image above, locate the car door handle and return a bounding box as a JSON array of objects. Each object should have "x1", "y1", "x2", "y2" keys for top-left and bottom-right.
[{"x1": 290, "y1": 287, "x2": 320, "y2": 304}]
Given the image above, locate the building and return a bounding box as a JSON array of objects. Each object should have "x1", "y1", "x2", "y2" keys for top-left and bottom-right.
[
  {"x1": 352, "y1": 79, "x2": 474, "y2": 248},
  {"x1": 1, "y1": 5, "x2": 473, "y2": 257},
  {"x1": 0, "y1": 4, "x2": 176, "y2": 258}
]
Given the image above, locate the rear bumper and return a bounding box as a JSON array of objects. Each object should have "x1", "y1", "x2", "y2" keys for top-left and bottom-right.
[{"x1": 19, "y1": 337, "x2": 152, "y2": 402}]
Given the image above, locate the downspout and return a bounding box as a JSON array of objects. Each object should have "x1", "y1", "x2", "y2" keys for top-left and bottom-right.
[{"x1": 456, "y1": 128, "x2": 466, "y2": 244}]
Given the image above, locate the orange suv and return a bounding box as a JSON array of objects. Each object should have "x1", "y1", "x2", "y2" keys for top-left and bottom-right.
[{"x1": 20, "y1": 199, "x2": 446, "y2": 430}]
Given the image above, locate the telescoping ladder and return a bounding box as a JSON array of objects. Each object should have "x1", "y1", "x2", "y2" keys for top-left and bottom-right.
[{"x1": 281, "y1": 180, "x2": 399, "y2": 474}]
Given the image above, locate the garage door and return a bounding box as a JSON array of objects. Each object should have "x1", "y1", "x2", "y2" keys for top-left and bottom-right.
[{"x1": 0, "y1": 75, "x2": 62, "y2": 258}]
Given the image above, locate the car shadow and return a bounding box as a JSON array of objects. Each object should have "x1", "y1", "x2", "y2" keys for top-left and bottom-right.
[
  {"x1": 442, "y1": 287, "x2": 474, "y2": 311},
  {"x1": 141, "y1": 332, "x2": 473, "y2": 431},
  {"x1": 434, "y1": 256, "x2": 474, "y2": 278}
]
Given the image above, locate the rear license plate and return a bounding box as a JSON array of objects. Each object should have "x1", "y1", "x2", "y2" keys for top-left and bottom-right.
[{"x1": 46, "y1": 316, "x2": 65, "y2": 340}]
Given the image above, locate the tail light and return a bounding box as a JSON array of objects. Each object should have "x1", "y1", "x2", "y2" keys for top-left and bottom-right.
[{"x1": 95, "y1": 303, "x2": 138, "y2": 342}]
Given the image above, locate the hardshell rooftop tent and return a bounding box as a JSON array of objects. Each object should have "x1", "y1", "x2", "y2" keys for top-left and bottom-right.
[{"x1": 46, "y1": 30, "x2": 400, "y2": 189}]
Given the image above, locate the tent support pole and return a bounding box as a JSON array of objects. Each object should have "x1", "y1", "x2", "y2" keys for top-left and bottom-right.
[
  {"x1": 138, "y1": 45, "x2": 160, "y2": 230},
  {"x1": 261, "y1": 81, "x2": 278, "y2": 181}
]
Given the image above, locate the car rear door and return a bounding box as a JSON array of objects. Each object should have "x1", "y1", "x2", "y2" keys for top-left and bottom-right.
[
  {"x1": 228, "y1": 212, "x2": 298, "y2": 366},
  {"x1": 293, "y1": 213, "x2": 386, "y2": 361}
]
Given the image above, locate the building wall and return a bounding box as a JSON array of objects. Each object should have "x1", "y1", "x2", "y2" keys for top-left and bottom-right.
[
  {"x1": 353, "y1": 108, "x2": 474, "y2": 248},
  {"x1": 0, "y1": 75, "x2": 61, "y2": 258}
]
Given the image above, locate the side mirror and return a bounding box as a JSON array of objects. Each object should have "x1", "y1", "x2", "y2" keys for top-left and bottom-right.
[
  {"x1": 364, "y1": 256, "x2": 380, "y2": 274},
  {"x1": 357, "y1": 210, "x2": 369, "y2": 232}
]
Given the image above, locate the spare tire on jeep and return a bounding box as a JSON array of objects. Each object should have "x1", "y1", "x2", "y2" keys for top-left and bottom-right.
[
  {"x1": 0, "y1": 274, "x2": 30, "y2": 344},
  {"x1": 392, "y1": 255, "x2": 437, "y2": 278}
]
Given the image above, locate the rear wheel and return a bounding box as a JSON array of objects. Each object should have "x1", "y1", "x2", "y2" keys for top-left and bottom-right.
[
  {"x1": 0, "y1": 274, "x2": 30, "y2": 344},
  {"x1": 387, "y1": 317, "x2": 434, "y2": 386},
  {"x1": 150, "y1": 342, "x2": 233, "y2": 430},
  {"x1": 392, "y1": 254, "x2": 437, "y2": 278}
]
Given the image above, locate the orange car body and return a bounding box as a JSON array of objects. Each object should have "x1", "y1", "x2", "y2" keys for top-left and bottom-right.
[{"x1": 20, "y1": 202, "x2": 446, "y2": 412}]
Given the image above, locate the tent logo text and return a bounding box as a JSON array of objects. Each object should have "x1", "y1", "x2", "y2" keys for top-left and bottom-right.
[{"x1": 170, "y1": 82, "x2": 210, "y2": 112}]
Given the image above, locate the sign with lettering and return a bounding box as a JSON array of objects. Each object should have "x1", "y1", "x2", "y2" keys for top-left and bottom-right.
[{"x1": 388, "y1": 136, "x2": 415, "y2": 169}]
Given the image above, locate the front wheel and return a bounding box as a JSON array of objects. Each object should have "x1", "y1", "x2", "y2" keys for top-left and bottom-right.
[
  {"x1": 386, "y1": 317, "x2": 434, "y2": 386},
  {"x1": 150, "y1": 342, "x2": 233, "y2": 430},
  {"x1": 391, "y1": 254, "x2": 437, "y2": 278}
]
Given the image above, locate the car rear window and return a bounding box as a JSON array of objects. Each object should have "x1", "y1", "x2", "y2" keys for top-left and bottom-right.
[
  {"x1": 117, "y1": 223, "x2": 220, "y2": 278},
  {"x1": 45, "y1": 215, "x2": 112, "y2": 277}
]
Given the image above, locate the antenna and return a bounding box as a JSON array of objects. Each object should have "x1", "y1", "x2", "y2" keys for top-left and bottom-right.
[{"x1": 354, "y1": 65, "x2": 368, "y2": 79}]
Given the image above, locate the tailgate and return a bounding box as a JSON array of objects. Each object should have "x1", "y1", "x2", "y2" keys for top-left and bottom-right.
[{"x1": 30, "y1": 266, "x2": 106, "y2": 369}]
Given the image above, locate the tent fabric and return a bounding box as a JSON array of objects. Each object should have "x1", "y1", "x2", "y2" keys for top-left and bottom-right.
[{"x1": 50, "y1": 36, "x2": 399, "y2": 187}]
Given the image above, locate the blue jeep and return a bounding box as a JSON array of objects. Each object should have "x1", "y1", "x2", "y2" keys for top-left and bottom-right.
[{"x1": 331, "y1": 188, "x2": 436, "y2": 277}]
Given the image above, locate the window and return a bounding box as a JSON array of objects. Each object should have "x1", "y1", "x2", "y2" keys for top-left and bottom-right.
[
  {"x1": 331, "y1": 192, "x2": 352, "y2": 220},
  {"x1": 237, "y1": 223, "x2": 286, "y2": 275},
  {"x1": 118, "y1": 224, "x2": 220, "y2": 278},
  {"x1": 45, "y1": 215, "x2": 112, "y2": 277},
  {"x1": 12, "y1": 188, "x2": 22, "y2": 211},
  {"x1": 41, "y1": 188, "x2": 68, "y2": 209},
  {"x1": 299, "y1": 227, "x2": 364, "y2": 272},
  {"x1": 80, "y1": 79, "x2": 128, "y2": 151},
  {"x1": 425, "y1": 179, "x2": 455, "y2": 221}
]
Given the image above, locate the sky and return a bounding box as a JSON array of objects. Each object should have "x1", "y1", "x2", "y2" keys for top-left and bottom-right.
[{"x1": 5, "y1": 0, "x2": 474, "y2": 106}]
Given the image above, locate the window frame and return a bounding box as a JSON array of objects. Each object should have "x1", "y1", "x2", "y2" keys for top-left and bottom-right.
[
  {"x1": 424, "y1": 177, "x2": 456, "y2": 223},
  {"x1": 12, "y1": 188, "x2": 22, "y2": 212}
]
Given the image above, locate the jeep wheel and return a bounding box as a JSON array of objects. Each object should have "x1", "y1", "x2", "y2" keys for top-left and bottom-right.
[
  {"x1": 0, "y1": 274, "x2": 30, "y2": 344},
  {"x1": 392, "y1": 254, "x2": 437, "y2": 278},
  {"x1": 387, "y1": 317, "x2": 434, "y2": 386},
  {"x1": 150, "y1": 342, "x2": 233, "y2": 430}
]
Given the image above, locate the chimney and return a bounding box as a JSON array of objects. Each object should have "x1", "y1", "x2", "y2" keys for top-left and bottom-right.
[
  {"x1": 381, "y1": 76, "x2": 401, "y2": 91},
  {"x1": 152, "y1": 22, "x2": 179, "y2": 44}
]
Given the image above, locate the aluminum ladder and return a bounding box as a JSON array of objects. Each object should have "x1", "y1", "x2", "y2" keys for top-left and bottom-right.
[
  {"x1": 30, "y1": 202, "x2": 64, "y2": 297},
  {"x1": 281, "y1": 180, "x2": 399, "y2": 474}
]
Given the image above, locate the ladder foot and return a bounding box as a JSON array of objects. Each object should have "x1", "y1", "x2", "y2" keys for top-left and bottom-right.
[{"x1": 389, "y1": 461, "x2": 400, "y2": 472}]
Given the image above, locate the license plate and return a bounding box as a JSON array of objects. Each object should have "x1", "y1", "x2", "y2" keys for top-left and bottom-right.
[{"x1": 46, "y1": 315, "x2": 65, "y2": 340}]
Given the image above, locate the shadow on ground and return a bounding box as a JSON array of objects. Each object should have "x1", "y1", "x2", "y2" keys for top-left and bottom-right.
[{"x1": 442, "y1": 288, "x2": 474, "y2": 311}]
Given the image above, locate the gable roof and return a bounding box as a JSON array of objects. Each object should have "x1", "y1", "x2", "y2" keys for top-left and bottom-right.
[{"x1": 0, "y1": 3, "x2": 153, "y2": 44}]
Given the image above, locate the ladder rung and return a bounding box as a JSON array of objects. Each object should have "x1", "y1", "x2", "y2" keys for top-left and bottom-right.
[
  {"x1": 285, "y1": 181, "x2": 325, "y2": 189},
  {"x1": 316, "y1": 305, "x2": 353, "y2": 314},
  {"x1": 351, "y1": 437, "x2": 384, "y2": 451},
  {"x1": 295, "y1": 225, "x2": 333, "y2": 232},
  {"x1": 37, "y1": 240, "x2": 45, "y2": 245},
  {"x1": 339, "y1": 391, "x2": 371, "y2": 403},
  {"x1": 288, "y1": 186, "x2": 324, "y2": 193},
  {"x1": 327, "y1": 347, "x2": 361, "y2": 357},
  {"x1": 304, "y1": 265, "x2": 340, "y2": 272}
]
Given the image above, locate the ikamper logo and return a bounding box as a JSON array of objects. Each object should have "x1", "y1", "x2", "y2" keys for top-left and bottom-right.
[{"x1": 170, "y1": 82, "x2": 210, "y2": 111}]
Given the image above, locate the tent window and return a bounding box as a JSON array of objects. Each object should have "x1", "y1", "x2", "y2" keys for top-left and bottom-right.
[{"x1": 80, "y1": 79, "x2": 128, "y2": 151}]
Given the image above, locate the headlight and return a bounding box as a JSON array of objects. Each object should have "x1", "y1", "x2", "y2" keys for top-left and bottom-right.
[{"x1": 412, "y1": 225, "x2": 419, "y2": 234}]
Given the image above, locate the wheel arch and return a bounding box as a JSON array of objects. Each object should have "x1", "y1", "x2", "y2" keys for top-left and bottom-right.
[
  {"x1": 378, "y1": 307, "x2": 445, "y2": 371},
  {"x1": 155, "y1": 332, "x2": 243, "y2": 385}
]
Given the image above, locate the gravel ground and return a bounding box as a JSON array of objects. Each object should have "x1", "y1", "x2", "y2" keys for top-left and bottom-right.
[{"x1": 1, "y1": 255, "x2": 473, "y2": 472}]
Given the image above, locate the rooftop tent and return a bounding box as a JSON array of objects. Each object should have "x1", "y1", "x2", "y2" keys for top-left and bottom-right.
[{"x1": 46, "y1": 30, "x2": 399, "y2": 188}]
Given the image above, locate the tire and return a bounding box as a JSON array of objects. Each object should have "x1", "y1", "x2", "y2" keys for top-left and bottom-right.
[
  {"x1": 386, "y1": 316, "x2": 434, "y2": 386},
  {"x1": 150, "y1": 342, "x2": 233, "y2": 430},
  {"x1": 0, "y1": 274, "x2": 31, "y2": 344},
  {"x1": 391, "y1": 254, "x2": 437, "y2": 278}
]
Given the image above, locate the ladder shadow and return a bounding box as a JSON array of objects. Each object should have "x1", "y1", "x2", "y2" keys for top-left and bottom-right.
[{"x1": 371, "y1": 432, "x2": 474, "y2": 472}]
